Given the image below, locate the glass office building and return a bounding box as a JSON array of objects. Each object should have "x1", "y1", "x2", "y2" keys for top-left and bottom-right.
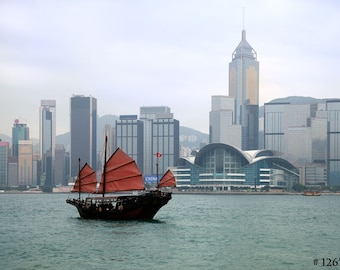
[
  {"x1": 327, "y1": 100, "x2": 340, "y2": 186},
  {"x1": 114, "y1": 107, "x2": 179, "y2": 183},
  {"x1": 0, "y1": 142, "x2": 9, "y2": 187},
  {"x1": 151, "y1": 118, "x2": 179, "y2": 176},
  {"x1": 140, "y1": 106, "x2": 180, "y2": 177},
  {"x1": 12, "y1": 120, "x2": 29, "y2": 157},
  {"x1": 39, "y1": 100, "x2": 56, "y2": 186},
  {"x1": 264, "y1": 102, "x2": 329, "y2": 187},
  {"x1": 70, "y1": 95, "x2": 97, "y2": 179},
  {"x1": 229, "y1": 29, "x2": 259, "y2": 150},
  {"x1": 115, "y1": 115, "x2": 144, "y2": 173}
]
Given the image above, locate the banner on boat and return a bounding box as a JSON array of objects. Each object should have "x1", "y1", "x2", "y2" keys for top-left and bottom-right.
[{"x1": 144, "y1": 175, "x2": 158, "y2": 183}]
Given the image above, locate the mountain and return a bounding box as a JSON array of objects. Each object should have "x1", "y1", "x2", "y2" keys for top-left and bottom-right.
[
  {"x1": 180, "y1": 126, "x2": 209, "y2": 150},
  {"x1": 0, "y1": 134, "x2": 11, "y2": 144},
  {"x1": 0, "y1": 134, "x2": 39, "y2": 150},
  {"x1": 268, "y1": 96, "x2": 326, "y2": 104}
]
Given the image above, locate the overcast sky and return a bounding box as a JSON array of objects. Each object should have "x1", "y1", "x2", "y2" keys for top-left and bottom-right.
[{"x1": 1, "y1": 0, "x2": 339, "y2": 138}]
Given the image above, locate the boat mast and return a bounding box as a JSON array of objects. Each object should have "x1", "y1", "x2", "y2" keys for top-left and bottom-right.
[
  {"x1": 156, "y1": 152, "x2": 161, "y2": 186},
  {"x1": 102, "y1": 136, "x2": 107, "y2": 197},
  {"x1": 78, "y1": 158, "x2": 81, "y2": 200},
  {"x1": 156, "y1": 160, "x2": 159, "y2": 186}
]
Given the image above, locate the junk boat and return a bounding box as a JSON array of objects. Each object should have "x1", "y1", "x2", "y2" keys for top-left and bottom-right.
[{"x1": 66, "y1": 138, "x2": 176, "y2": 220}]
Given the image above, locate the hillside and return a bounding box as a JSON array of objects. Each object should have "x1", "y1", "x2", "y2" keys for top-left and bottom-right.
[
  {"x1": 180, "y1": 126, "x2": 209, "y2": 150},
  {"x1": 0, "y1": 134, "x2": 11, "y2": 143}
]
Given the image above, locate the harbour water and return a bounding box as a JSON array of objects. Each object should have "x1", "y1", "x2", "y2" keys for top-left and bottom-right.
[{"x1": 1, "y1": 193, "x2": 339, "y2": 270}]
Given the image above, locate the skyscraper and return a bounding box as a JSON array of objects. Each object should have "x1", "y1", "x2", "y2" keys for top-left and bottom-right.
[
  {"x1": 12, "y1": 120, "x2": 29, "y2": 157},
  {"x1": 70, "y1": 95, "x2": 97, "y2": 179},
  {"x1": 264, "y1": 103, "x2": 324, "y2": 162},
  {"x1": 115, "y1": 115, "x2": 144, "y2": 173},
  {"x1": 264, "y1": 102, "x2": 328, "y2": 186},
  {"x1": 229, "y1": 29, "x2": 259, "y2": 150},
  {"x1": 39, "y1": 100, "x2": 56, "y2": 186},
  {"x1": 0, "y1": 141, "x2": 9, "y2": 187},
  {"x1": 327, "y1": 100, "x2": 340, "y2": 186},
  {"x1": 140, "y1": 106, "x2": 179, "y2": 177},
  {"x1": 209, "y1": 95, "x2": 242, "y2": 148},
  {"x1": 18, "y1": 140, "x2": 33, "y2": 186},
  {"x1": 55, "y1": 144, "x2": 67, "y2": 186}
]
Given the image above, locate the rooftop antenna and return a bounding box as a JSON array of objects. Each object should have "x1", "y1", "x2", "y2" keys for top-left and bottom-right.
[
  {"x1": 243, "y1": 6, "x2": 245, "y2": 30},
  {"x1": 242, "y1": 6, "x2": 246, "y2": 40}
]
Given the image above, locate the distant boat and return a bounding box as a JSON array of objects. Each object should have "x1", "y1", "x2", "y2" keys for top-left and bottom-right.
[
  {"x1": 66, "y1": 137, "x2": 176, "y2": 220},
  {"x1": 23, "y1": 187, "x2": 43, "y2": 193},
  {"x1": 302, "y1": 191, "x2": 321, "y2": 196}
]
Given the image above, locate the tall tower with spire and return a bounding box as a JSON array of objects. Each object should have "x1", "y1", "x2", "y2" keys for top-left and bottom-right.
[{"x1": 229, "y1": 29, "x2": 259, "y2": 150}]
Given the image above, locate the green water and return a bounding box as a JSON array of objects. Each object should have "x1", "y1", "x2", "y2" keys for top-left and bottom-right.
[{"x1": 0, "y1": 193, "x2": 339, "y2": 270}]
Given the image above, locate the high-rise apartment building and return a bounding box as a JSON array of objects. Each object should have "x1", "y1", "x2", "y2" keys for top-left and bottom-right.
[
  {"x1": 39, "y1": 100, "x2": 56, "y2": 186},
  {"x1": 0, "y1": 141, "x2": 9, "y2": 187},
  {"x1": 12, "y1": 120, "x2": 29, "y2": 157},
  {"x1": 209, "y1": 95, "x2": 242, "y2": 148},
  {"x1": 229, "y1": 29, "x2": 259, "y2": 150},
  {"x1": 326, "y1": 100, "x2": 340, "y2": 186},
  {"x1": 70, "y1": 95, "x2": 97, "y2": 179}
]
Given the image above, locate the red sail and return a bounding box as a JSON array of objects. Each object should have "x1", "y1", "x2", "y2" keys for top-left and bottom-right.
[
  {"x1": 97, "y1": 148, "x2": 144, "y2": 193},
  {"x1": 157, "y1": 169, "x2": 176, "y2": 188},
  {"x1": 71, "y1": 163, "x2": 97, "y2": 193}
]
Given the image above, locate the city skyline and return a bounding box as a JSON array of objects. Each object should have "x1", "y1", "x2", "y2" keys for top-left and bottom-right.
[
  {"x1": 1, "y1": 0, "x2": 340, "y2": 138},
  {"x1": 0, "y1": 95, "x2": 337, "y2": 141}
]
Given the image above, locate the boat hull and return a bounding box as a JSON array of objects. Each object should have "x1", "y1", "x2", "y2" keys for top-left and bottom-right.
[
  {"x1": 66, "y1": 190, "x2": 172, "y2": 220},
  {"x1": 302, "y1": 191, "x2": 321, "y2": 196}
]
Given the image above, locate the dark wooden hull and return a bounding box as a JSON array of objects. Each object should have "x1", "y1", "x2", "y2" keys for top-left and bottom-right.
[{"x1": 66, "y1": 190, "x2": 172, "y2": 220}]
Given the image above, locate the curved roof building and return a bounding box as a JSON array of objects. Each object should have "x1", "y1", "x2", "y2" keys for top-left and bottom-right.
[{"x1": 173, "y1": 143, "x2": 299, "y2": 190}]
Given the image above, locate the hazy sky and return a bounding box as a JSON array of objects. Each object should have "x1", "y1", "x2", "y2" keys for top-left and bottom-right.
[{"x1": 1, "y1": 0, "x2": 339, "y2": 138}]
